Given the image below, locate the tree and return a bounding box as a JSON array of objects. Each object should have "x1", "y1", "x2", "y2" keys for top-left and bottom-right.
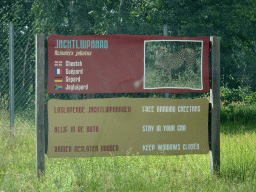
[{"x1": 1, "y1": 0, "x2": 256, "y2": 111}]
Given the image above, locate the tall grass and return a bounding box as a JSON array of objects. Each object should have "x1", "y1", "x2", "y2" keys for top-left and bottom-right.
[
  {"x1": 1, "y1": 107, "x2": 256, "y2": 191},
  {"x1": 145, "y1": 67, "x2": 201, "y2": 89}
]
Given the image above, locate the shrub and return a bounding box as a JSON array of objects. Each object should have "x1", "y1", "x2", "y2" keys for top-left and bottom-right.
[
  {"x1": 220, "y1": 102, "x2": 256, "y2": 124},
  {"x1": 220, "y1": 86, "x2": 256, "y2": 106}
]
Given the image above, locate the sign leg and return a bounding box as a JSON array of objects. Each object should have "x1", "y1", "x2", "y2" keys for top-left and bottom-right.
[
  {"x1": 209, "y1": 36, "x2": 220, "y2": 174},
  {"x1": 36, "y1": 34, "x2": 45, "y2": 179}
]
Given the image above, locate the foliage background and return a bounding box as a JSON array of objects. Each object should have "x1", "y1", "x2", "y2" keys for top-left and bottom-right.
[{"x1": 1, "y1": 0, "x2": 256, "y2": 118}]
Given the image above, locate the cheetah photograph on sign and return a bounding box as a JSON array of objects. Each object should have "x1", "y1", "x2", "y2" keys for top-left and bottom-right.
[{"x1": 144, "y1": 40, "x2": 202, "y2": 89}]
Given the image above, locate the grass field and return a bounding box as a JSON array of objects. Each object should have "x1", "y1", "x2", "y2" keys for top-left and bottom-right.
[
  {"x1": 0, "y1": 109, "x2": 256, "y2": 191},
  {"x1": 144, "y1": 67, "x2": 202, "y2": 90}
]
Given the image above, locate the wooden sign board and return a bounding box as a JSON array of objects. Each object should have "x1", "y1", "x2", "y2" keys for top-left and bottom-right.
[
  {"x1": 47, "y1": 98, "x2": 209, "y2": 158},
  {"x1": 47, "y1": 35, "x2": 209, "y2": 94}
]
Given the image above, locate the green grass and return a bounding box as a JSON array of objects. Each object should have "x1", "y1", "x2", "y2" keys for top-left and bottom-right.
[
  {"x1": 144, "y1": 67, "x2": 202, "y2": 89},
  {"x1": 1, "y1": 109, "x2": 256, "y2": 191}
]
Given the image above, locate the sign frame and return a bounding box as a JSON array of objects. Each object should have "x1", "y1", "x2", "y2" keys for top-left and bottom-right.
[{"x1": 36, "y1": 34, "x2": 220, "y2": 178}]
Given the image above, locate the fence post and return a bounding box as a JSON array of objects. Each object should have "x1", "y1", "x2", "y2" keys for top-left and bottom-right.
[
  {"x1": 210, "y1": 36, "x2": 220, "y2": 174},
  {"x1": 35, "y1": 34, "x2": 45, "y2": 178},
  {"x1": 163, "y1": 24, "x2": 169, "y2": 98},
  {"x1": 9, "y1": 21, "x2": 15, "y2": 136}
]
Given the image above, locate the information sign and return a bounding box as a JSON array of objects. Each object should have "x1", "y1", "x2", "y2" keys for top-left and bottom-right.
[
  {"x1": 47, "y1": 98, "x2": 209, "y2": 158},
  {"x1": 47, "y1": 35, "x2": 209, "y2": 94}
]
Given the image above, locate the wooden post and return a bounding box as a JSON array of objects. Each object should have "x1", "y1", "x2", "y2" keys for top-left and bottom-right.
[
  {"x1": 35, "y1": 34, "x2": 45, "y2": 178},
  {"x1": 210, "y1": 36, "x2": 220, "y2": 174}
]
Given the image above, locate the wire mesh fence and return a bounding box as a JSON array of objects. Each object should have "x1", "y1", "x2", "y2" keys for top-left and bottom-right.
[
  {"x1": 1, "y1": 19, "x2": 175, "y2": 131},
  {"x1": 0, "y1": 21, "x2": 11, "y2": 128},
  {"x1": 1, "y1": 20, "x2": 36, "y2": 128},
  {"x1": 1, "y1": 5, "x2": 256, "y2": 131}
]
